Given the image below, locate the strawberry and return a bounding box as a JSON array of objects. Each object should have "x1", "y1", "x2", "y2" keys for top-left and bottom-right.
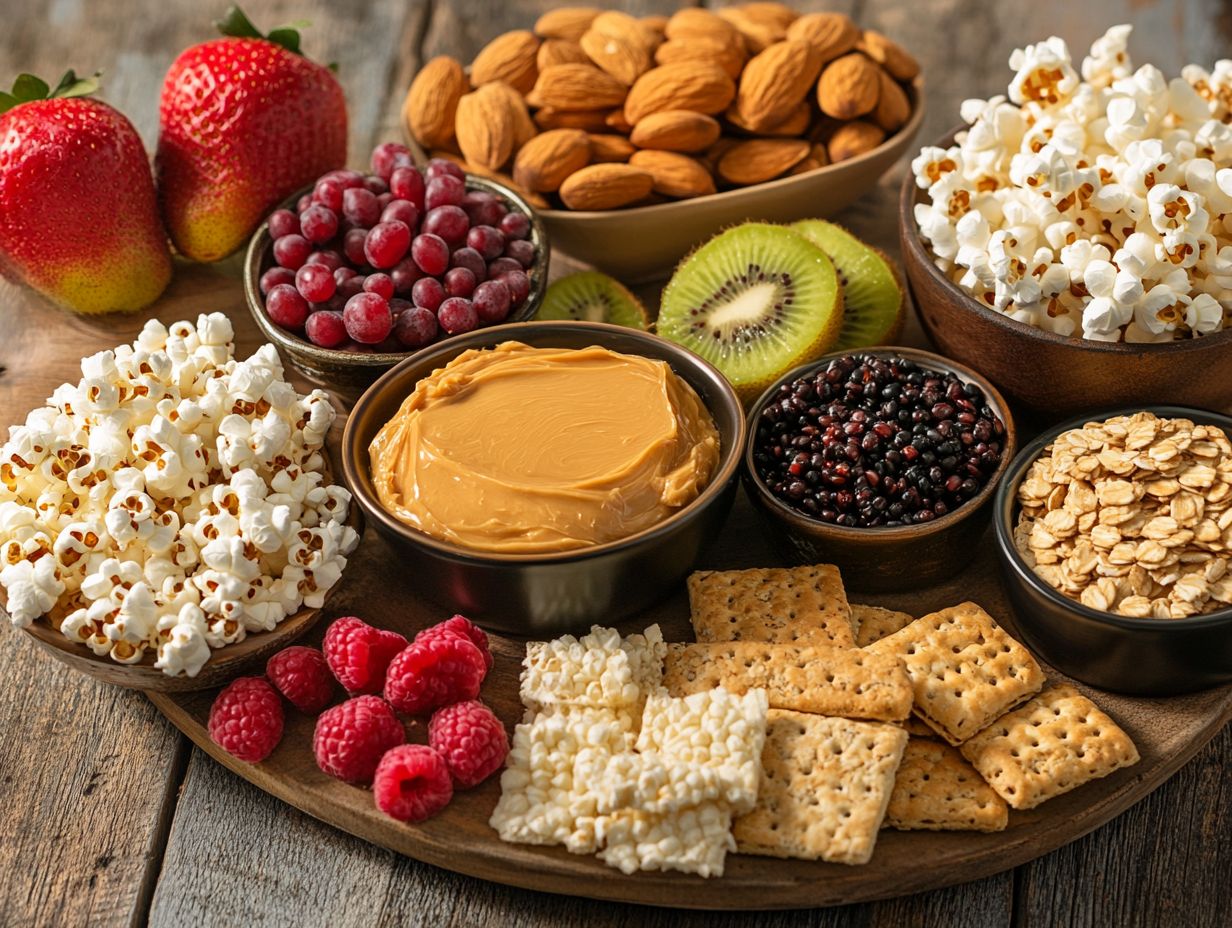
[
  {"x1": 0, "y1": 71, "x2": 172, "y2": 314},
  {"x1": 157, "y1": 5, "x2": 348, "y2": 262}
]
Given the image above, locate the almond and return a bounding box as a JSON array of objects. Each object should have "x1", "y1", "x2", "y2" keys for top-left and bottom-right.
[
  {"x1": 403, "y1": 56, "x2": 468, "y2": 150},
  {"x1": 654, "y1": 37, "x2": 746, "y2": 80},
  {"x1": 827, "y1": 120, "x2": 886, "y2": 162},
  {"x1": 785, "y1": 13, "x2": 860, "y2": 63},
  {"x1": 538, "y1": 39, "x2": 590, "y2": 71},
  {"x1": 605, "y1": 109, "x2": 634, "y2": 133},
  {"x1": 736, "y1": 39, "x2": 822, "y2": 132},
  {"x1": 470, "y1": 30, "x2": 540, "y2": 95},
  {"x1": 641, "y1": 15, "x2": 669, "y2": 35},
  {"x1": 630, "y1": 110, "x2": 721, "y2": 152},
  {"x1": 591, "y1": 10, "x2": 661, "y2": 46},
  {"x1": 859, "y1": 30, "x2": 920, "y2": 81},
  {"x1": 717, "y1": 138, "x2": 809, "y2": 185},
  {"x1": 817, "y1": 53, "x2": 880, "y2": 120},
  {"x1": 791, "y1": 142, "x2": 831, "y2": 175},
  {"x1": 700, "y1": 136, "x2": 741, "y2": 173},
  {"x1": 629, "y1": 150, "x2": 716, "y2": 198},
  {"x1": 533, "y1": 107, "x2": 614, "y2": 132},
  {"x1": 624, "y1": 62, "x2": 736, "y2": 125},
  {"x1": 725, "y1": 100, "x2": 810, "y2": 138},
  {"x1": 587, "y1": 133, "x2": 637, "y2": 163},
  {"x1": 455, "y1": 84, "x2": 518, "y2": 171},
  {"x1": 717, "y1": 3, "x2": 798, "y2": 53},
  {"x1": 512, "y1": 128, "x2": 590, "y2": 192},
  {"x1": 580, "y1": 25, "x2": 653, "y2": 86},
  {"x1": 559, "y1": 163, "x2": 654, "y2": 210},
  {"x1": 534, "y1": 7, "x2": 600, "y2": 42},
  {"x1": 873, "y1": 68, "x2": 911, "y2": 131},
  {"x1": 530, "y1": 63, "x2": 628, "y2": 111},
  {"x1": 665, "y1": 9, "x2": 743, "y2": 47},
  {"x1": 483, "y1": 81, "x2": 537, "y2": 150}
]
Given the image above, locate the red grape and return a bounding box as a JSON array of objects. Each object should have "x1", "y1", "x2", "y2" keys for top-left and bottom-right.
[
  {"x1": 323, "y1": 168, "x2": 365, "y2": 189},
  {"x1": 394, "y1": 305, "x2": 439, "y2": 348},
  {"x1": 377, "y1": 192, "x2": 394, "y2": 210},
  {"x1": 266, "y1": 284, "x2": 310, "y2": 330},
  {"x1": 411, "y1": 233, "x2": 449, "y2": 276},
  {"x1": 498, "y1": 269, "x2": 531, "y2": 306},
  {"x1": 363, "y1": 273, "x2": 395, "y2": 300},
  {"x1": 372, "y1": 142, "x2": 414, "y2": 180},
  {"x1": 473, "y1": 279, "x2": 512, "y2": 324},
  {"x1": 273, "y1": 234, "x2": 312, "y2": 270},
  {"x1": 438, "y1": 297, "x2": 478, "y2": 334},
  {"x1": 444, "y1": 267, "x2": 476, "y2": 298},
  {"x1": 425, "y1": 175, "x2": 466, "y2": 210},
  {"x1": 343, "y1": 228, "x2": 369, "y2": 266},
  {"x1": 390, "y1": 257, "x2": 423, "y2": 294},
  {"x1": 422, "y1": 206, "x2": 469, "y2": 246},
  {"x1": 296, "y1": 193, "x2": 313, "y2": 213},
  {"x1": 260, "y1": 266, "x2": 296, "y2": 295},
  {"x1": 300, "y1": 205, "x2": 339, "y2": 243},
  {"x1": 343, "y1": 292, "x2": 394, "y2": 344},
  {"x1": 390, "y1": 167, "x2": 426, "y2": 209},
  {"x1": 467, "y1": 225, "x2": 505, "y2": 260},
  {"x1": 504, "y1": 238, "x2": 535, "y2": 268},
  {"x1": 307, "y1": 249, "x2": 345, "y2": 272},
  {"x1": 486, "y1": 257, "x2": 522, "y2": 278},
  {"x1": 364, "y1": 175, "x2": 389, "y2": 195},
  {"x1": 499, "y1": 211, "x2": 530, "y2": 240},
  {"x1": 268, "y1": 209, "x2": 300, "y2": 239},
  {"x1": 343, "y1": 187, "x2": 382, "y2": 227},
  {"x1": 449, "y1": 247, "x2": 486, "y2": 281},
  {"x1": 461, "y1": 191, "x2": 506, "y2": 227},
  {"x1": 334, "y1": 267, "x2": 359, "y2": 285},
  {"x1": 425, "y1": 158, "x2": 465, "y2": 181},
  {"x1": 364, "y1": 221, "x2": 412, "y2": 268},
  {"x1": 296, "y1": 263, "x2": 336, "y2": 303},
  {"x1": 305, "y1": 310, "x2": 348, "y2": 348},
  {"x1": 411, "y1": 277, "x2": 446, "y2": 312},
  {"x1": 381, "y1": 199, "x2": 419, "y2": 229},
  {"x1": 336, "y1": 274, "x2": 365, "y2": 301},
  {"x1": 312, "y1": 178, "x2": 343, "y2": 211}
]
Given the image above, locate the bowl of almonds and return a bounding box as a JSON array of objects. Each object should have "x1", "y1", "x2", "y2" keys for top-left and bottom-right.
[
  {"x1": 401, "y1": 5, "x2": 924, "y2": 280},
  {"x1": 993, "y1": 407, "x2": 1232, "y2": 696}
]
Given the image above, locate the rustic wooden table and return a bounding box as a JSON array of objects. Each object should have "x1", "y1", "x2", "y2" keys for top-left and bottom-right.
[{"x1": 2, "y1": 1, "x2": 1231, "y2": 925}]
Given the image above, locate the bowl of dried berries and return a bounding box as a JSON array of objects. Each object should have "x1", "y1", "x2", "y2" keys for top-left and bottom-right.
[{"x1": 743, "y1": 347, "x2": 1016, "y2": 591}]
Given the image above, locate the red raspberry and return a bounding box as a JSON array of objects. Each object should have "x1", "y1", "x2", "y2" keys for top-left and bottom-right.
[
  {"x1": 266, "y1": 646, "x2": 334, "y2": 713},
  {"x1": 384, "y1": 633, "x2": 487, "y2": 715},
  {"x1": 415, "y1": 615, "x2": 493, "y2": 671},
  {"x1": 428, "y1": 700, "x2": 509, "y2": 788},
  {"x1": 372, "y1": 745, "x2": 453, "y2": 822},
  {"x1": 323, "y1": 617, "x2": 408, "y2": 695},
  {"x1": 313, "y1": 695, "x2": 405, "y2": 784},
  {"x1": 208, "y1": 676, "x2": 284, "y2": 763}
]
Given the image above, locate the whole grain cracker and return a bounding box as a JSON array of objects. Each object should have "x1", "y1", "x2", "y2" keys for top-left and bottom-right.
[
  {"x1": 687, "y1": 564, "x2": 854, "y2": 648},
  {"x1": 663, "y1": 641, "x2": 912, "y2": 720},
  {"x1": 852, "y1": 603, "x2": 916, "y2": 647},
  {"x1": 733, "y1": 710, "x2": 908, "y2": 865},
  {"x1": 884, "y1": 739, "x2": 1008, "y2": 832},
  {"x1": 959, "y1": 684, "x2": 1140, "y2": 810},
  {"x1": 864, "y1": 602, "x2": 1047, "y2": 745}
]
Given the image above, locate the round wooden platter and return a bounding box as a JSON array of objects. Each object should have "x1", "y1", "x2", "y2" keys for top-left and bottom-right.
[{"x1": 147, "y1": 498, "x2": 1232, "y2": 910}]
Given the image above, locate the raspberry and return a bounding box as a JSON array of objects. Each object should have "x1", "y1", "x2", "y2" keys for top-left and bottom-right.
[
  {"x1": 372, "y1": 745, "x2": 453, "y2": 822},
  {"x1": 313, "y1": 695, "x2": 405, "y2": 784},
  {"x1": 266, "y1": 646, "x2": 334, "y2": 713},
  {"x1": 428, "y1": 700, "x2": 509, "y2": 788},
  {"x1": 384, "y1": 633, "x2": 487, "y2": 715},
  {"x1": 415, "y1": 615, "x2": 493, "y2": 672},
  {"x1": 208, "y1": 676, "x2": 284, "y2": 763},
  {"x1": 323, "y1": 616, "x2": 408, "y2": 695}
]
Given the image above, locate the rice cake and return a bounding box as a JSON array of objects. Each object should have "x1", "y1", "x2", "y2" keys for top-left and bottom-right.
[
  {"x1": 885, "y1": 739, "x2": 1008, "y2": 832},
  {"x1": 864, "y1": 602, "x2": 1047, "y2": 745},
  {"x1": 687, "y1": 565, "x2": 854, "y2": 648},
  {"x1": 733, "y1": 710, "x2": 908, "y2": 865},
  {"x1": 960, "y1": 684, "x2": 1140, "y2": 810},
  {"x1": 852, "y1": 603, "x2": 916, "y2": 647},
  {"x1": 663, "y1": 641, "x2": 912, "y2": 721}
]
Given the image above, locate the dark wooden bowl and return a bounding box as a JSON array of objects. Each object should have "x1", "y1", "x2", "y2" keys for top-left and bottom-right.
[
  {"x1": 898, "y1": 128, "x2": 1232, "y2": 421},
  {"x1": 741, "y1": 346, "x2": 1017, "y2": 593},
  {"x1": 992, "y1": 405, "x2": 1232, "y2": 695},
  {"x1": 244, "y1": 175, "x2": 550, "y2": 404}
]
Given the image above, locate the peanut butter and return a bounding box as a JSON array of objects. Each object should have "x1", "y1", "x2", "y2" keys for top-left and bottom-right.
[{"x1": 368, "y1": 341, "x2": 721, "y2": 554}]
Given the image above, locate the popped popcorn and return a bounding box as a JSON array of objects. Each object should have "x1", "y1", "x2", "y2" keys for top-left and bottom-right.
[
  {"x1": 913, "y1": 25, "x2": 1232, "y2": 341},
  {"x1": 0, "y1": 315, "x2": 359, "y2": 676}
]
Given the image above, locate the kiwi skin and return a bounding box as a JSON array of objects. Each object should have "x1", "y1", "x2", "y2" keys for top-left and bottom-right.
[
  {"x1": 536, "y1": 271, "x2": 650, "y2": 329},
  {"x1": 657, "y1": 222, "x2": 843, "y2": 405}
]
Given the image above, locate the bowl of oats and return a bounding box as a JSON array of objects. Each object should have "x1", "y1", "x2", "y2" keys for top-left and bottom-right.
[
  {"x1": 993, "y1": 407, "x2": 1232, "y2": 695},
  {"x1": 899, "y1": 24, "x2": 1232, "y2": 418}
]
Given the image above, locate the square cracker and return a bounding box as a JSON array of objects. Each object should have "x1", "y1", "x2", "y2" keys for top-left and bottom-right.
[
  {"x1": 884, "y1": 739, "x2": 1008, "y2": 832},
  {"x1": 687, "y1": 565, "x2": 854, "y2": 648},
  {"x1": 663, "y1": 641, "x2": 912, "y2": 721},
  {"x1": 864, "y1": 602, "x2": 1047, "y2": 745},
  {"x1": 733, "y1": 710, "x2": 908, "y2": 865},
  {"x1": 852, "y1": 604, "x2": 916, "y2": 647},
  {"x1": 960, "y1": 684, "x2": 1140, "y2": 810}
]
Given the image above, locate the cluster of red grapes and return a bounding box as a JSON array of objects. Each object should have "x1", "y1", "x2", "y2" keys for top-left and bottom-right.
[{"x1": 259, "y1": 143, "x2": 536, "y2": 352}]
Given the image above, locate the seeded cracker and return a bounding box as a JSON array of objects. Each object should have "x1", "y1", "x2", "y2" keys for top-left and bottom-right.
[
  {"x1": 734, "y1": 710, "x2": 908, "y2": 865},
  {"x1": 864, "y1": 602, "x2": 1046, "y2": 745},
  {"x1": 851, "y1": 603, "x2": 916, "y2": 647},
  {"x1": 960, "y1": 684, "x2": 1140, "y2": 810},
  {"x1": 663, "y1": 641, "x2": 912, "y2": 720},
  {"x1": 687, "y1": 564, "x2": 855, "y2": 648},
  {"x1": 884, "y1": 739, "x2": 1008, "y2": 832}
]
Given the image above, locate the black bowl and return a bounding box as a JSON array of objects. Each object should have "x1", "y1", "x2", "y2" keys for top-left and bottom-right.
[
  {"x1": 993, "y1": 405, "x2": 1232, "y2": 695},
  {"x1": 742, "y1": 346, "x2": 1016, "y2": 592},
  {"x1": 341, "y1": 321, "x2": 745, "y2": 635}
]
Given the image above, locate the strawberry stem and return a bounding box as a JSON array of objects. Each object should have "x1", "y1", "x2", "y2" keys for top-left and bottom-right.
[
  {"x1": 215, "y1": 4, "x2": 308, "y2": 56},
  {"x1": 0, "y1": 70, "x2": 100, "y2": 115}
]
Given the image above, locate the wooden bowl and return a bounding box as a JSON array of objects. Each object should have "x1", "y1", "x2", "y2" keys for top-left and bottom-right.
[
  {"x1": 741, "y1": 346, "x2": 1016, "y2": 592},
  {"x1": 899, "y1": 128, "x2": 1232, "y2": 420},
  {"x1": 244, "y1": 175, "x2": 550, "y2": 403}
]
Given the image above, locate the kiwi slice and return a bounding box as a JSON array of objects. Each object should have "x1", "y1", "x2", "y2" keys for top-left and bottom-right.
[
  {"x1": 536, "y1": 271, "x2": 650, "y2": 329},
  {"x1": 658, "y1": 223, "x2": 842, "y2": 403},
  {"x1": 791, "y1": 220, "x2": 906, "y2": 350}
]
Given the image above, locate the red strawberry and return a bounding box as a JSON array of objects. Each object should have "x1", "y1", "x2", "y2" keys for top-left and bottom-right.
[
  {"x1": 0, "y1": 72, "x2": 172, "y2": 314},
  {"x1": 156, "y1": 5, "x2": 347, "y2": 262}
]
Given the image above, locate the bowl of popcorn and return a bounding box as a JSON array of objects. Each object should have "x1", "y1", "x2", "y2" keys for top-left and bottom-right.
[
  {"x1": 899, "y1": 25, "x2": 1232, "y2": 417},
  {"x1": 0, "y1": 315, "x2": 361, "y2": 692},
  {"x1": 993, "y1": 408, "x2": 1232, "y2": 696}
]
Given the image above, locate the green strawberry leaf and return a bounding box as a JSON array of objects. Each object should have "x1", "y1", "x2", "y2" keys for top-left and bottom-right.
[
  {"x1": 51, "y1": 70, "x2": 101, "y2": 99},
  {"x1": 0, "y1": 93, "x2": 17, "y2": 115},
  {"x1": 0, "y1": 70, "x2": 100, "y2": 114},
  {"x1": 11, "y1": 74, "x2": 50, "y2": 102},
  {"x1": 215, "y1": 5, "x2": 262, "y2": 39},
  {"x1": 266, "y1": 27, "x2": 302, "y2": 55}
]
